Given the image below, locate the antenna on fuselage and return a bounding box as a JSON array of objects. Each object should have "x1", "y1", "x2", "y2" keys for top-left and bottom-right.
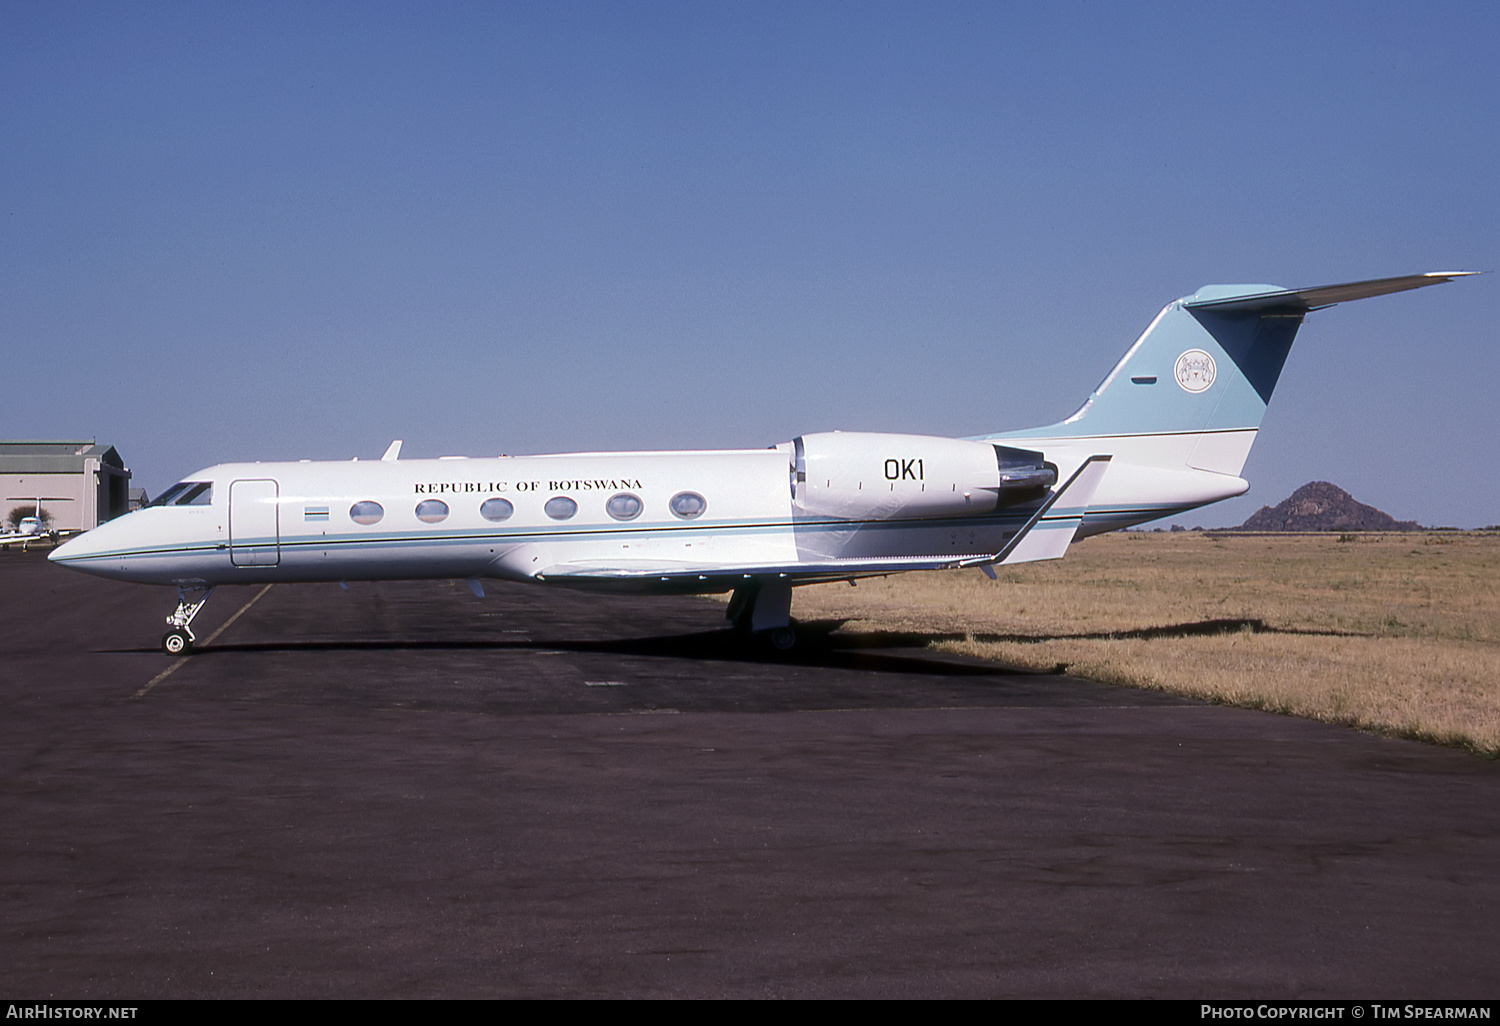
[{"x1": 381, "y1": 440, "x2": 403, "y2": 462}]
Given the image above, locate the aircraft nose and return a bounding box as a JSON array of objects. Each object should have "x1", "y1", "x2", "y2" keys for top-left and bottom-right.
[
  {"x1": 48, "y1": 519, "x2": 128, "y2": 576},
  {"x1": 49, "y1": 529, "x2": 97, "y2": 565}
]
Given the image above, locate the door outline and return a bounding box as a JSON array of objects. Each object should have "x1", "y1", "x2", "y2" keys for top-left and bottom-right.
[{"x1": 229, "y1": 479, "x2": 280, "y2": 567}]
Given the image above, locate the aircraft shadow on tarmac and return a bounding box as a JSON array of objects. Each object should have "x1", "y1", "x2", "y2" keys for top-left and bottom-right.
[
  {"x1": 123, "y1": 621, "x2": 999, "y2": 678},
  {"x1": 114, "y1": 615, "x2": 1367, "y2": 678}
]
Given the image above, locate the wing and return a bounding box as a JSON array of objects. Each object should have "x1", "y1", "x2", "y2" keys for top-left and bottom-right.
[{"x1": 534, "y1": 455, "x2": 1112, "y2": 587}]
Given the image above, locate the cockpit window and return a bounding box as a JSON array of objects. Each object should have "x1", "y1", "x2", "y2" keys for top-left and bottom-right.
[
  {"x1": 147, "y1": 483, "x2": 190, "y2": 507},
  {"x1": 148, "y1": 482, "x2": 213, "y2": 507}
]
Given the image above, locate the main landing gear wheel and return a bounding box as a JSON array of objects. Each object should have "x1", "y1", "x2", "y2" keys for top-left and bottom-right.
[
  {"x1": 765, "y1": 626, "x2": 798, "y2": 652},
  {"x1": 727, "y1": 578, "x2": 799, "y2": 655},
  {"x1": 162, "y1": 629, "x2": 194, "y2": 656}
]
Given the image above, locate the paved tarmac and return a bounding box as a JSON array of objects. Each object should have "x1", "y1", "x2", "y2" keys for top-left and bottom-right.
[{"x1": 3, "y1": 546, "x2": 1498, "y2": 998}]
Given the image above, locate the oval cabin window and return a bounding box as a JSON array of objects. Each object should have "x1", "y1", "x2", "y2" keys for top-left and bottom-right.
[
  {"x1": 350, "y1": 501, "x2": 384, "y2": 525},
  {"x1": 544, "y1": 496, "x2": 578, "y2": 520},
  {"x1": 605, "y1": 492, "x2": 643, "y2": 521},
  {"x1": 479, "y1": 497, "x2": 514, "y2": 522},
  {"x1": 415, "y1": 499, "x2": 450, "y2": 524},
  {"x1": 669, "y1": 491, "x2": 707, "y2": 520}
]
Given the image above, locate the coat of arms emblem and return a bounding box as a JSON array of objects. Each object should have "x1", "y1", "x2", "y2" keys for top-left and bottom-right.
[{"x1": 1174, "y1": 349, "x2": 1216, "y2": 393}]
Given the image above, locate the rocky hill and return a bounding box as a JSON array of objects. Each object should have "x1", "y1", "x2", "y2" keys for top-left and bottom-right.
[{"x1": 1236, "y1": 481, "x2": 1422, "y2": 532}]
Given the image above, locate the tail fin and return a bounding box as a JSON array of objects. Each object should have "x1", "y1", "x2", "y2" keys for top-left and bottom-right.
[{"x1": 978, "y1": 272, "x2": 1476, "y2": 476}]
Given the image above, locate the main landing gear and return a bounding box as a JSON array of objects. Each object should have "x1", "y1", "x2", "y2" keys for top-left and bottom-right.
[
  {"x1": 162, "y1": 584, "x2": 214, "y2": 655},
  {"x1": 726, "y1": 578, "x2": 798, "y2": 652}
]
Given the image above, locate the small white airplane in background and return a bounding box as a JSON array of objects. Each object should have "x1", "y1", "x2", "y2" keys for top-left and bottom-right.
[
  {"x1": 51, "y1": 272, "x2": 1476, "y2": 655},
  {"x1": 2, "y1": 497, "x2": 66, "y2": 550}
]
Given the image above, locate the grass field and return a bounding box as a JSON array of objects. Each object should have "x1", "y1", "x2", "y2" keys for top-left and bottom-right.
[{"x1": 791, "y1": 531, "x2": 1500, "y2": 756}]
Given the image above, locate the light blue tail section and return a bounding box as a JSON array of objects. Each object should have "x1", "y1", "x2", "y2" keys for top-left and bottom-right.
[
  {"x1": 989, "y1": 284, "x2": 1302, "y2": 443},
  {"x1": 975, "y1": 272, "x2": 1475, "y2": 447},
  {"x1": 965, "y1": 272, "x2": 1475, "y2": 534}
]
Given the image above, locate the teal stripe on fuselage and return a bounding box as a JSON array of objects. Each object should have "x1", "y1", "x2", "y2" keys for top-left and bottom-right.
[{"x1": 57, "y1": 499, "x2": 1198, "y2": 569}]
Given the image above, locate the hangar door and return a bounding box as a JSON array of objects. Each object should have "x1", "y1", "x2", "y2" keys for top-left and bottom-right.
[{"x1": 230, "y1": 479, "x2": 280, "y2": 567}]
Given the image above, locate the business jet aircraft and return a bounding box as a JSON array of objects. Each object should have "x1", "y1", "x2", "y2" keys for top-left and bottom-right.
[
  {"x1": 51, "y1": 272, "x2": 1475, "y2": 655},
  {"x1": 0, "y1": 520, "x2": 50, "y2": 550},
  {"x1": 2, "y1": 498, "x2": 65, "y2": 550}
]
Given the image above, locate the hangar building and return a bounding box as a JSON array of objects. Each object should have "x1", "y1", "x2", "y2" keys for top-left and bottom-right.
[{"x1": 1, "y1": 440, "x2": 132, "y2": 532}]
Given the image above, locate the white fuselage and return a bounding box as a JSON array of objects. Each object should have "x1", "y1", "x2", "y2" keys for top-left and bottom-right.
[{"x1": 48, "y1": 433, "x2": 1246, "y2": 592}]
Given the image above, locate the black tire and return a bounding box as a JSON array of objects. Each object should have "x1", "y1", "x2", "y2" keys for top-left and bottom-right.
[
  {"x1": 765, "y1": 626, "x2": 797, "y2": 652},
  {"x1": 162, "y1": 630, "x2": 193, "y2": 656}
]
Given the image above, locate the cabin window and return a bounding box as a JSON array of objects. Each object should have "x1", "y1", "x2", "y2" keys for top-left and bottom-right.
[
  {"x1": 669, "y1": 491, "x2": 707, "y2": 519},
  {"x1": 415, "y1": 499, "x2": 450, "y2": 524},
  {"x1": 605, "y1": 492, "x2": 643, "y2": 521},
  {"x1": 544, "y1": 496, "x2": 578, "y2": 520},
  {"x1": 349, "y1": 501, "x2": 384, "y2": 525},
  {"x1": 479, "y1": 497, "x2": 514, "y2": 522}
]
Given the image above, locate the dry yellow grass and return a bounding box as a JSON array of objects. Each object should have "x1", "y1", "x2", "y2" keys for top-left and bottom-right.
[{"x1": 789, "y1": 531, "x2": 1500, "y2": 756}]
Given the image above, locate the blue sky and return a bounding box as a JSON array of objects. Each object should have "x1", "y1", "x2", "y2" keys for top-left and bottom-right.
[{"x1": 4, "y1": 1, "x2": 1495, "y2": 525}]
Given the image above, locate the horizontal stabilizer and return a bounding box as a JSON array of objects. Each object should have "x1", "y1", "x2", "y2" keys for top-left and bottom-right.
[
  {"x1": 1184, "y1": 271, "x2": 1478, "y2": 313},
  {"x1": 963, "y1": 455, "x2": 1112, "y2": 568}
]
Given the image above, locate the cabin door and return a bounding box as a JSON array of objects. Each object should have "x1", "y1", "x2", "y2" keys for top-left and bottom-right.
[{"x1": 230, "y1": 479, "x2": 280, "y2": 567}]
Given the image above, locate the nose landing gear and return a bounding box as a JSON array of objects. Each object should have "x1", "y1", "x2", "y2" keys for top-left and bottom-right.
[{"x1": 161, "y1": 584, "x2": 215, "y2": 655}]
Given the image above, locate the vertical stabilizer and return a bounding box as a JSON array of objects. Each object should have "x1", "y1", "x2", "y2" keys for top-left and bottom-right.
[{"x1": 977, "y1": 272, "x2": 1475, "y2": 478}]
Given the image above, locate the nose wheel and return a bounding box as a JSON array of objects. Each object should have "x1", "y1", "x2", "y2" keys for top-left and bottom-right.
[
  {"x1": 162, "y1": 628, "x2": 194, "y2": 656},
  {"x1": 161, "y1": 584, "x2": 214, "y2": 656}
]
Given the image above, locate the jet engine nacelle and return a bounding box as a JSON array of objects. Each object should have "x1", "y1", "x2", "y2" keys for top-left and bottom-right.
[{"x1": 791, "y1": 431, "x2": 1055, "y2": 520}]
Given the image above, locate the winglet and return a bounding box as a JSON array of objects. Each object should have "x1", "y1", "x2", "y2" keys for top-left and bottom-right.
[
  {"x1": 381, "y1": 440, "x2": 403, "y2": 462},
  {"x1": 962, "y1": 455, "x2": 1112, "y2": 568}
]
